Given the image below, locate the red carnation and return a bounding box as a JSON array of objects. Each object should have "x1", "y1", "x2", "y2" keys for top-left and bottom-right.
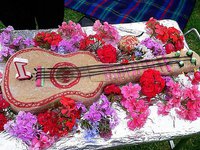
[
  {"x1": 146, "y1": 18, "x2": 184, "y2": 54},
  {"x1": 0, "y1": 113, "x2": 7, "y2": 131},
  {"x1": 104, "y1": 84, "x2": 121, "y2": 95},
  {"x1": 0, "y1": 94, "x2": 10, "y2": 110},
  {"x1": 97, "y1": 44, "x2": 117, "y2": 63},
  {"x1": 79, "y1": 34, "x2": 104, "y2": 51},
  {"x1": 37, "y1": 97, "x2": 81, "y2": 138},
  {"x1": 140, "y1": 69, "x2": 165, "y2": 98},
  {"x1": 155, "y1": 24, "x2": 169, "y2": 43},
  {"x1": 79, "y1": 36, "x2": 95, "y2": 50},
  {"x1": 175, "y1": 39, "x2": 184, "y2": 51},
  {"x1": 165, "y1": 43, "x2": 175, "y2": 54},
  {"x1": 34, "y1": 31, "x2": 62, "y2": 49}
]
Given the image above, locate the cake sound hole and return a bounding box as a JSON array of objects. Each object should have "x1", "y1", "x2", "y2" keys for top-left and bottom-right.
[
  {"x1": 55, "y1": 67, "x2": 72, "y2": 83},
  {"x1": 50, "y1": 62, "x2": 81, "y2": 89}
]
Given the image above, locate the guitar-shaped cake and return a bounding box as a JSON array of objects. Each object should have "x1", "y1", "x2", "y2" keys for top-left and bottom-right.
[{"x1": 1, "y1": 47, "x2": 200, "y2": 113}]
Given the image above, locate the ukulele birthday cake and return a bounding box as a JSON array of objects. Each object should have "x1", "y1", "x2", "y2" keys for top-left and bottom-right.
[
  {"x1": 0, "y1": 19, "x2": 199, "y2": 114},
  {"x1": 1, "y1": 48, "x2": 200, "y2": 113}
]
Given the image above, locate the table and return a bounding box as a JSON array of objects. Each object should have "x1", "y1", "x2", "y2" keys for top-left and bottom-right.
[{"x1": 0, "y1": 19, "x2": 200, "y2": 150}]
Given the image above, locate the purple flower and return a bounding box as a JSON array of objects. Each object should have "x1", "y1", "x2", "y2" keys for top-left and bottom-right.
[
  {"x1": 82, "y1": 94, "x2": 119, "y2": 137},
  {"x1": 83, "y1": 103, "x2": 102, "y2": 122},
  {"x1": 53, "y1": 35, "x2": 83, "y2": 54},
  {"x1": 0, "y1": 25, "x2": 33, "y2": 61},
  {"x1": 84, "y1": 128, "x2": 98, "y2": 141},
  {"x1": 76, "y1": 102, "x2": 87, "y2": 113},
  {"x1": 100, "y1": 94, "x2": 110, "y2": 109},
  {"x1": 12, "y1": 36, "x2": 23, "y2": 46},
  {"x1": 4, "y1": 111, "x2": 38, "y2": 142},
  {"x1": 0, "y1": 26, "x2": 13, "y2": 44},
  {"x1": 135, "y1": 50, "x2": 143, "y2": 57},
  {"x1": 141, "y1": 38, "x2": 166, "y2": 56},
  {"x1": 23, "y1": 38, "x2": 34, "y2": 47},
  {"x1": 163, "y1": 76, "x2": 173, "y2": 83},
  {"x1": 4, "y1": 26, "x2": 14, "y2": 32}
]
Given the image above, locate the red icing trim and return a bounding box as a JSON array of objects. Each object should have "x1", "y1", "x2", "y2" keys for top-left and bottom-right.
[
  {"x1": 3, "y1": 48, "x2": 103, "y2": 108},
  {"x1": 50, "y1": 62, "x2": 81, "y2": 89}
]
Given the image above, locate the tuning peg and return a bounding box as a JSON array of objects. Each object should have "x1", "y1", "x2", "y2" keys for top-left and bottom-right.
[
  {"x1": 186, "y1": 49, "x2": 193, "y2": 57},
  {"x1": 191, "y1": 57, "x2": 197, "y2": 65},
  {"x1": 178, "y1": 61, "x2": 184, "y2": 68},
  {"x1": 175, "y1": 51, "x2": 180, "y2": 57}
]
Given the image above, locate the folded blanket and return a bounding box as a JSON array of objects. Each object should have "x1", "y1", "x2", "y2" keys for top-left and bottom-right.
[{"x1": 64, "y1": 0, "x2": 196, "y2": 30}]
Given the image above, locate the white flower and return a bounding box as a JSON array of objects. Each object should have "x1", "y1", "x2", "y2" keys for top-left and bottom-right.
[{"x1": 175, "y1": 73, "x2": 192, "y2": 88}]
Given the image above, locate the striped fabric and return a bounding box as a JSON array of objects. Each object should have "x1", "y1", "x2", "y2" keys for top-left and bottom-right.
[{"x1": 64, "y1": 0, "x2": 196, "y2": 30}]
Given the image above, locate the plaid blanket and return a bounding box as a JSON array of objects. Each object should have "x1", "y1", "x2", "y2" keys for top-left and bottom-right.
[{"x1": 64, "y1": 0, "x2": 196, "y2": 30}]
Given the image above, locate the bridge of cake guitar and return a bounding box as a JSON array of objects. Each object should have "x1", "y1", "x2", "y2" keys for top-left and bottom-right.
[{"x1": 1, "y1": 48, "x2": 200, "y2": 113}]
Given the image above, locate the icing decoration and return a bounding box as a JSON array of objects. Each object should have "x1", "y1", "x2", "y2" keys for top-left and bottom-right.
[
  {"x1": 36, "y1": 66, "x2": 42, "y2": 87},
  {"x1": 191, "y1": 57, "x2": 197, "y2": 65},
  {"x1": 13, "y1": 58, "x2": 31, "y2": 80},
  {"x1": 163, "y1": 56, "x2": 171, "y2": 72},
  {"x1": 186, "y1": 49, "x2": 193, "y2": 57},
  {"x1": 175, "y1": 51, "x2": 181, "y2": 57},
  {"x1": 178, "y1": 61, "x2": 184, "y2": 67}
]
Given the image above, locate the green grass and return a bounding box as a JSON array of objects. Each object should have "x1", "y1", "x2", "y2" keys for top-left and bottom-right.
[
  {"x1": 64, "y1": 8, "x2": 84, "y2": 23},
  {"x1": 1, "y1": 1, "x2": 200, "y2": 150},
  {"x1": 184, "y1": 0, "x2": 200, "y2": 55}
]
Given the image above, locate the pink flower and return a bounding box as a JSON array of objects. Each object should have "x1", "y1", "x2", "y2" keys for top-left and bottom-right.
[
  {"x1": 166, "y1": 80, "x2": 182, "y2": 98},
  {"x1": 121, "y1": 98, "x2": 150, "y2": 130},
  {"x1": 187, "y1": 110, "x2": 198, "y2": 121},
  {"x1": 168, "y1": 97, "x2": 181, "y2": 107},
  {"x1": 183, "y1": 85, "x2": 200, "y2": 101},
  {"x1": 93, "y1": 20, "x2": 102, "y2": 31},
  {"x1": 127, "y1": 119, "x2": 136, "y2": 130},
  {"x1": 176, "y1": 106, "x2": 188, "y2": 119},
  {"x1": 121, "y1": 83, "x2": 141, "y2": 100},
  {"x1": 58, "y1": 21, "x2": 86, "y2": 38},
  {"x1": 123, "y1": 98, "x2": 137, "y2": 113},
  {"x1": 157, "y1": 102, "x2": 172, "y2": 116},
  {"x1": 195, "y1": 101, "x2": 200, "y2": 117},
  {"x1": 176, "y1": 105, "x2": 198, "y2": 121},
  {"x1": 134, "y1": 100, "x2": 149, "y2": 114},
  {"x1": 93, "y1": 20, "x2": 120, "y2": 45},
  {"x1": 127, "y1": 113, "x2": 149, "y2": 130},
  {"x1": 29, "y1": 132, "x2": 55, "y2": 150},
  {"x1": 187, "y1": 101, "x2": 196, "y2": 110}
]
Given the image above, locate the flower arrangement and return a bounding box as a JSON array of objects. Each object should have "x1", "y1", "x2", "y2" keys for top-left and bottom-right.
[
  {"x1": 0, "y1": 17, "x2": 199, "y2": 150},
  {"x1": 81, "y1": 94, "x2": 119, "y2": 140},
  {"x1": 0, "y1": 26, "x2": 33, "y2": 61},
  {"x1": 33, "y1": 32, "x2": 62, "y2": 50},
  {"x1": 93, "y1": 20, "x2": 120, "y2": 46},
  {"x1": 146, "y1": 17, "x2": 184, "y2": 54}
]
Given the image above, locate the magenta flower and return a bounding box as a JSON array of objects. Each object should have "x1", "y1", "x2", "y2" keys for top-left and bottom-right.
[
  {"x1": 157, "y1": 102, "x2": 172, "y2": 116},
  {"x1": 183, "y1": 85, "x2": 200, "y2": 101},
  {"x1": 58, "y1": 21, "x2": 86, "y2": 38},
  {"x1": 29, "y1": 132, "x2": 55, "y2": 150},
  {"x1": 121, "y1": 83, "x2": 141, "y2": 100},
  {"x1": 166, "y1": 80, "x2": 182, "y2": 99},
  {"x1": 121, "y1": 97, "x2": 150, "y2": 130},
  {"x1": 93, "y1": 20, "x2": 120, "y2": 45}
]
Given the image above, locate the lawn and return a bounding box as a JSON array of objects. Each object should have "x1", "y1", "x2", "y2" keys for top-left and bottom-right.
[{"x1": 0, "y1": 1, "x2": 200, "y2": 150}]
